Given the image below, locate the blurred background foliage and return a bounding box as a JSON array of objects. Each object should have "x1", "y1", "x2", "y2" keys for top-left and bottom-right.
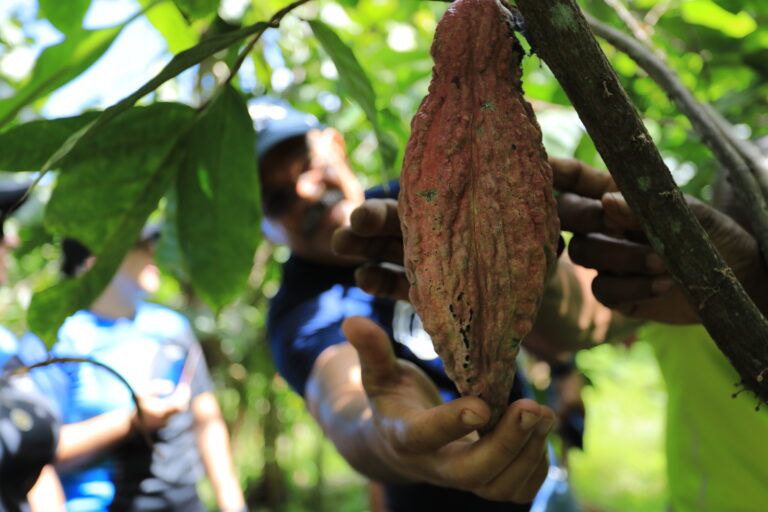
[{"x1": 1, "y1": 0, "x2": 767, "y2": 510}]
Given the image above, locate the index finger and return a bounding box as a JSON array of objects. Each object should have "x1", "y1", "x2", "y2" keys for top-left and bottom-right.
[
  {"x1": 550, "y1": 157, "x2": 617, "y2": 199},
  {"x1": 350, "y1": 198, "x2": 402, "y2": 238}
]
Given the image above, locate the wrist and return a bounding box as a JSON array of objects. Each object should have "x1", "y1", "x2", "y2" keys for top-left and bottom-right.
[{"x1": 355, "y1": 415, "x2": 418, "y2": 485}]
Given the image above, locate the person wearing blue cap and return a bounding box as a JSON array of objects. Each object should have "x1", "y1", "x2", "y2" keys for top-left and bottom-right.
[
  {"x1": 0, "y1": 182, "x2": 66, "y2": 512},
  {"x1": 29, "y1": 230, "x2": 246, "y2": 512},
  {"x1": 253, "y1": 98, "x2": 625, "y2": 511}
]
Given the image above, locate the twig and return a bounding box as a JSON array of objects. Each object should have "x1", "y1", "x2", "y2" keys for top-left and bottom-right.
[
  {"x1": 586, "y1": 14, "x2": 768, "y2": 270},
  {"x1": 5, "y1": 357, "x2": 154, "y2": 450},
  {"x1": 198, "y1": 0, "x2": 312, "y2": 113},
  {"x1": 602, "y1": 0, "x2": 654, "y2": 50}
]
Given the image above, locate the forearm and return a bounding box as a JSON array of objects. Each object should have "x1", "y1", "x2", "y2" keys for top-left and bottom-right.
[
  {"x1": 531, "y1": 257, "x2": 641, "y2": 351},
  {"x1": 56, "y1": 409, "x2": 133, "y2": 463},
  {"x1": 28, "y1": 465, "x2": 66, "y2": 511},
  {"x1": 193, "y1": 393, "x2": 245, "y2": 511},
  {"x1": 305, "y1": 343, "x2": 411, "y2": 484}
]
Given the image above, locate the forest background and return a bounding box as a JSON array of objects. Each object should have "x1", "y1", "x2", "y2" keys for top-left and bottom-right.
[{"x1": 0, "y1": 0, "x2": 766, "y2": 510}]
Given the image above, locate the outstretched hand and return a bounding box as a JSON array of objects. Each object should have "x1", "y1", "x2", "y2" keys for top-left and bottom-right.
[{"x1": 343, "y1": 316, "x2": 555, "y2": 503}]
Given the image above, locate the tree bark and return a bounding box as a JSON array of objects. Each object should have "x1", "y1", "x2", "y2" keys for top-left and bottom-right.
[{"x1": 514, "y1": 0, "x2": 768, "y2": 402}]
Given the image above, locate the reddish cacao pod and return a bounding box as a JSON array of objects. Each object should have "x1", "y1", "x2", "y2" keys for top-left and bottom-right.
[{"x1": 399, "y1": 0, "x2": 560, "y2": 430}]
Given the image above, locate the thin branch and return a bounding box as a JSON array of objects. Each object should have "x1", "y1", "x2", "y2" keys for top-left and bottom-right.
[
  {"x1": 602, "y1": 0, "x2": 654, "y2": 50},
  {"x1": 5, "y1": 357, "x2": 153, "y2": 450},
  {"x1": 587, "y1": 14, "x2": 768, "y2": 270},
  {"x1": 198, "y1": 0, "x2": 311, "y2": 114},
  {"x1": 644, "y1": 0, "x2": 672, "y2": 27}
]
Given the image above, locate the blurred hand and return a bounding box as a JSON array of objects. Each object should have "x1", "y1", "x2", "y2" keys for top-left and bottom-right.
[
  {"x1": 332, "y1": 198, "x2": 410, "y2": 301},
  {"x1": 132, "y1": 380, "x2": 191, "y2": 432},
  {"x1": 343, "y1": 316, "x2": 555, "y2": 502}
]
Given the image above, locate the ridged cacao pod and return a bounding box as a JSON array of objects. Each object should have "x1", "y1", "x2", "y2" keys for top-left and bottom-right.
[{"x1": 399, "y1": 0, "x2": 560, "y2": 430}]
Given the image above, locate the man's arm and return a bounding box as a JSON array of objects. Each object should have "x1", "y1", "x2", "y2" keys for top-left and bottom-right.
[
  {"x1": 28, "y1": 464, "x2": 66, "y2": 512},
  {"x1": 192, "y1": 392, "x2": 246, "y2": 512},
  {"x1": 304, "y1": 316, "x2": 555, "y2": 503},
  {"x1": 57, "y1": 385, "x2": 190, "y2": 465}
]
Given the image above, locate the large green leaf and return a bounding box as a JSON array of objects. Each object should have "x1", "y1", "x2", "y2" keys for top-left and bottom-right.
[
  {"x1": 0, "y1": 112, "x2": 100, "y2": 172},
  {"x1": 37, "y1": 21, "x2": 269, "y2": 182},
  {"x1": 39, "y1": 0, "x2": 92, "y2": 34},
  {"x1": 174, "y1": 0, "x2": 220, "y2": 20},
  {"x1": 28, "y1": 103, "x2": 195, "y2": 345},
  {"x1": 0, "y1": 23, "x2": 127, "y2": 128},
  {"x1": 308, "y1": 19, "x2": 397, "y2": 173},
  {"x1": 139, "y1": 0, "x2": 199, "y2": 54},
  {"x1": 177, "y1": 85, "x2": 260, "y2": 310}
]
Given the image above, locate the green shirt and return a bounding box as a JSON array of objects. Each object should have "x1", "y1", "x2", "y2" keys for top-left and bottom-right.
[{"x1": 642, "y1": 323, "x2": 768, "y2": 512}]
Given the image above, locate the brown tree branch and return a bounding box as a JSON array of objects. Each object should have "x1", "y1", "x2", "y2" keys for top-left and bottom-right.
[
  {"x1": 514, "y1": 0, "x2": 768, "y2": 402},
  {"x1": 587, "y1": 14, "x2": 768, "y2": 271}
]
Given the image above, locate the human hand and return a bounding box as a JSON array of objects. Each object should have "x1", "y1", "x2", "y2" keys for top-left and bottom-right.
[
  {"x1": 132, "y1": 380, "x2": 191, "y2": 432},
  {"x1": 343, "y1": 316, "x2": 555, "y2": 502},
  {"x1": 332, "y1": 198, "x2": 410, "y2": 301},
  {"x1": 564, "y1": 189, "x2": 766, "y2": 323}
]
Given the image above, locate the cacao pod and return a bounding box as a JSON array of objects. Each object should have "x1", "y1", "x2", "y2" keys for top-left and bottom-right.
[{"x1": 399, "y1": 0, "x2": 560, "y2": 430}]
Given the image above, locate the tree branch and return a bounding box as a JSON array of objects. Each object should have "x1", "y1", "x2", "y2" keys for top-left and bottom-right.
[
  {"x1": 514, "y1": 0, "x2": 768, "y2": 402},
  {"x1": 587, "y1": 15, "x2": 768, "y2": 271}
]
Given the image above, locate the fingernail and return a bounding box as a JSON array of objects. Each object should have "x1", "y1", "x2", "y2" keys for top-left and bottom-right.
[
  {"x1": 461, "y1": 409, "x2": 486, "y2": 428},
  {"x1": 536, "y1": 418, "x2": 555, "y2": 436},
  {"x1": 645, "y1": 253, "x2": 666, "y2": 273},
  {"x1": 520, "y1": 411, "x2": 540, "y2": 430},
  {"x1": 652, "y1": 276, "x2": 674, "y2": 295}
]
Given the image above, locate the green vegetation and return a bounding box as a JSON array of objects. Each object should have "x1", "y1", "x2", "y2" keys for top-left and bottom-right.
[{"x1": 1, "y1": 0, "x2": 766, "y2": 509}]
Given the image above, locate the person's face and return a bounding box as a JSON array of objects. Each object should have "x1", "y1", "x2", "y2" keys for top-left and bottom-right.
[
  {"x1": 259, "y1": 127, "x2": 365, "y2": 264},
  {"x1": 116, "y1": 240, "x2": 160, "y2": 294}
]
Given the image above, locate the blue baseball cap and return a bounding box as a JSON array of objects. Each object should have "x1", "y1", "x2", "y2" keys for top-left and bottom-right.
[{"x1": 250, "y1": 97, "x2": 323, "y2": 162}]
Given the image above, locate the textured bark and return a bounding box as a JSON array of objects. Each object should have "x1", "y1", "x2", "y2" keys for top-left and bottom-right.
[
  {"x1": 515, "y1": 0, "x2": 768, "y2": 402},
  {"x1": 400, "y1": 0, "x2": 560, "y2": 429}
]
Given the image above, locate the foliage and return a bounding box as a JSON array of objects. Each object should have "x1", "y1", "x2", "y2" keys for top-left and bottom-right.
[{"x1": 1, "y1": 0, "x2": 766, "y2": 509}]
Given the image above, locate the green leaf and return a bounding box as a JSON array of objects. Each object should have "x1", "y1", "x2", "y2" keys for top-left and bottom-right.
[
  {"x1": 37, "y1": 21, "x2": 269, "y2": 182},
  {"x1": 0, "y1": 112, "x2": 100, "y2": 172},
  {"x1": 681, "y1": 0, "x2": 757, "y2": 38},
  {"x1": 39, "y1": 0, "x2": 92, "y2": 34},
  {"x1": 309, "y1": 19, "x2": 396, "y2": 172},
  {"x1": 28, "y1": 103, "x2": 195, "y2": 345},
  {"x1": 177, "y1": 85, "x2": 260, "y2": 310},
  {"x1": 0, "y1": 24, "x2": 125, "y2": 128},
  {"x1": 139, "y1": 0, "x2": 200, "y2": 54},
  {"x1": 174, "y1": 0, "x2": 220, "y2": 20}
]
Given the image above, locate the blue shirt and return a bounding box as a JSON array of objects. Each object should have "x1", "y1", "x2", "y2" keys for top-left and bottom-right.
[{"x1": 43, "y1": 302, "x2": 212, "y2": 512}]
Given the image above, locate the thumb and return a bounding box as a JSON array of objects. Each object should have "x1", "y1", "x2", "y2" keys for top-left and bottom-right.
[
  {"x1": 394, "y1": 396, "x2": 490, "y2": 453},
  {"x1": 342, "y1": 316, "x2": 399, "y2": 395}
]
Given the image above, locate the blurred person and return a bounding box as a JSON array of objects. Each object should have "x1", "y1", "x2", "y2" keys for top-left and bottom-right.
[
  {"x1": 253, "y1": 98, "x2": 633, "y2": 511},
  {"x1": 0, "y1": 182, "x2": 65, "y2": 512},
  {"x1": 36, "y1": 227, "x2": 246, "y2": 512}
]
